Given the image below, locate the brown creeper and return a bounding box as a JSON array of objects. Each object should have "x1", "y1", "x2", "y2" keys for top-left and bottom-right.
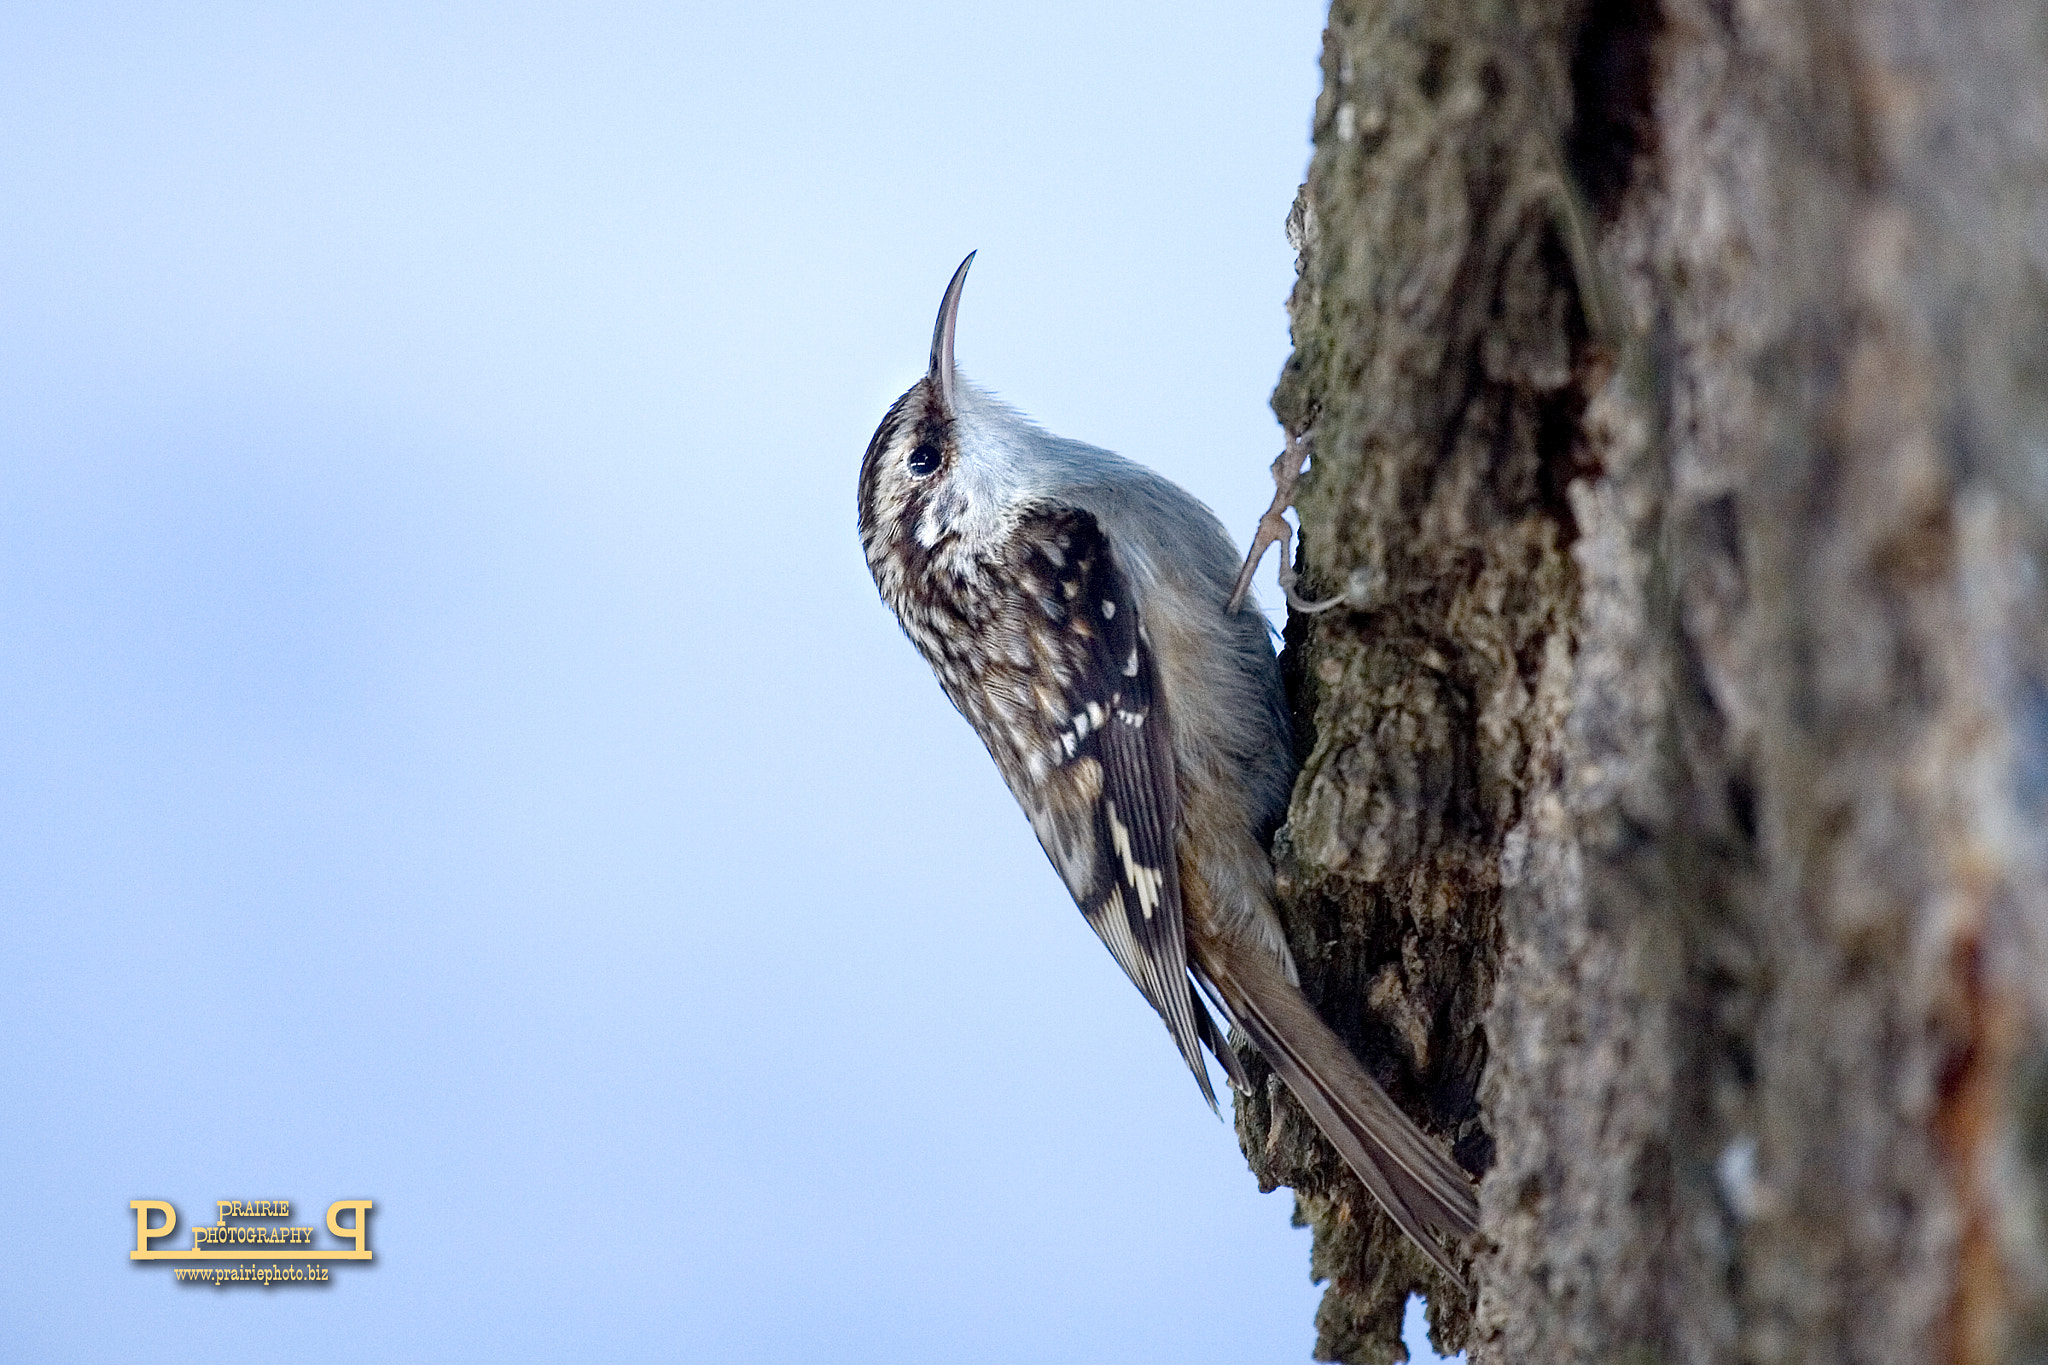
[{"x1": 856, "y1": 254, "x2": 1479, "y2": 1283}]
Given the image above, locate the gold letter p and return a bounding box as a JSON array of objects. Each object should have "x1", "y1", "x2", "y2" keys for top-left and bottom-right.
[
  {"x1": 326, "y1": 1200, "x2": 373, "y2": 1257},
  {"x1": 130, "y1": 1201, "x2": 176, "y2": 1257}
]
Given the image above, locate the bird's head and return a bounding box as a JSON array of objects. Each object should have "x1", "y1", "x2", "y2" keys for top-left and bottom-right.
[
  {"x1": 859, "y1": 249, "x2": 1082, "y2": 581},
  {"x1": 856, "y1": 251, "x2": 981, "y2": 560}
]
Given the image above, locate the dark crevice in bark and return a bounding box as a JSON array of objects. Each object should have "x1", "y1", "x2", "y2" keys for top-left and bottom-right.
[{"x1": 1567, "y1": 0, "x2": 1662, "y2": 219}]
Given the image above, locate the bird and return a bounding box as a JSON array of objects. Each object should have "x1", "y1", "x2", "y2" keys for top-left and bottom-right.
[{"x1": 855, "y1": 252, "x2": 1479, "y2": 1283}]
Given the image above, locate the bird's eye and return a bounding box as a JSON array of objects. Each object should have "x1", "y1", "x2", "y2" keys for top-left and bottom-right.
[{"x1": 907, "y1": 442, "x2": 942, "y2": 477}]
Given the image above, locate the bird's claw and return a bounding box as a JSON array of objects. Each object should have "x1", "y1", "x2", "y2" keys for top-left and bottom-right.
[{"x1": 1229, "y1": 430, "x2": 1349, "y2": 615}]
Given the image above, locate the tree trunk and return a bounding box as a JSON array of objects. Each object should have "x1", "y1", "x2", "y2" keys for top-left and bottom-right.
[{"x1": 1239, "y1": 1, "x2": 2048, "y2": 1360}]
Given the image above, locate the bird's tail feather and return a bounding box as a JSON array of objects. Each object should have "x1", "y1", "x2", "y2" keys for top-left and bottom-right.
[{"x1": 1199, "y1": 941, "x2": 1478, "y2": 1287}]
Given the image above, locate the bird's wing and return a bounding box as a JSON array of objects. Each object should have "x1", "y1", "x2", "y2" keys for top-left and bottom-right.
[{"x1": 991, "y1": 506, "x2": 1228, "y2": 1105}]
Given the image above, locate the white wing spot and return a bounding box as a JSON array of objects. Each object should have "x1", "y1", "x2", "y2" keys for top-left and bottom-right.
[
  {"x1": 1101, "y1": 599, "x2": 1116, "y2": 619},
  {"x1": 1123, "y1": 648, "x2": 1140, "y2": 677},
  {"x1": 1106, "y1": 800, "x2": 1166, "y2": 921}
]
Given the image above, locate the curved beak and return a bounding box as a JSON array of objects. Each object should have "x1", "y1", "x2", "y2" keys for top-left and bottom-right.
[{"x1": 928, "y1": 250, "x2": 975, "y2": 415}]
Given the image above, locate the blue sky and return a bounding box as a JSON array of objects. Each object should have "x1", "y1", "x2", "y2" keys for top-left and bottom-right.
[{"x1": 1, "y1": 4, "x2": 1455, "y2": 1360}]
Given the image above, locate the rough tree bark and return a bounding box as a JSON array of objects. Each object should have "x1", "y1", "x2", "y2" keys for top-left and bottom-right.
[{"x1": 1234, "y1": 1, "x2": 2048, "y2": 1361}]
